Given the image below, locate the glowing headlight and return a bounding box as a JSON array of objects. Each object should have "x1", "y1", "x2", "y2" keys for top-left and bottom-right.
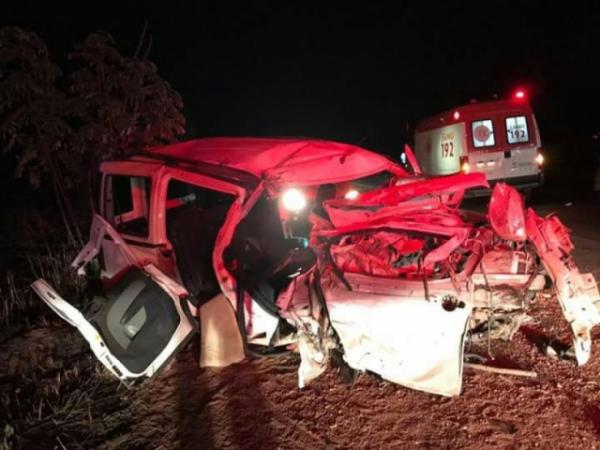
[
  {"x1": 535, "y1": 153, "x2": 544, "y2": 166},
  {"x1": 461, "y1": 161, "x2": 471, "y2": 173},
  {"x1": 344, "y1": 189, "x2": 360, "y2": 200},
  {"x1": 281, "y1": 188, "x2": 307, "y2": 212}
]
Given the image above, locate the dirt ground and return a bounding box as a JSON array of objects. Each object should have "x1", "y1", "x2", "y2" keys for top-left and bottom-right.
[{"x1": 2, "y1": 200, "x2": 600, "y2": 450}]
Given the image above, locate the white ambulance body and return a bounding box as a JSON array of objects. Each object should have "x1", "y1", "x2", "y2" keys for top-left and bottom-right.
[{"x1": 414, "y1": 91, "x2": 544, "y2": 193}]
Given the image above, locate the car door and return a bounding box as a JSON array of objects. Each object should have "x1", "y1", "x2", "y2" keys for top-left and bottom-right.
[
  {"x1": 33, "y1": 163, "x2": 248, "y2": 382},
  {"x1": 32, "y1": 263, "x2": 196, "y2": 382},
  {"x1": 98, "y1": 162, "x2": 176, "y2": 280},
  {"x1": 32, "y1": 162, "x2": 198, "y2": 383}
]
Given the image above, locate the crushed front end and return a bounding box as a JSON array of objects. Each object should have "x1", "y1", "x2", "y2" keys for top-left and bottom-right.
[{"x1": 279, "y1": 174, "x2": 600, "y2": 396}]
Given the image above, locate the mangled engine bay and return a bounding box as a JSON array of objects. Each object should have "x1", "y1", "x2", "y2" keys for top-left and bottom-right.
[{"x1": 277, "y1": 174, "x2": 600, "y2": 396}]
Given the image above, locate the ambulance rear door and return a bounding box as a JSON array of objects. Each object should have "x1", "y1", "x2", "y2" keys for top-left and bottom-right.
[
  {"x1": 414, "y1": 122, "x2": 466, "y2": 176},
  {"x1": 503, "y1": 113, "x2": 540, "y2": 180},
  {"x1": 469, "y1": 118, "x2": 505, "y2": 181}
]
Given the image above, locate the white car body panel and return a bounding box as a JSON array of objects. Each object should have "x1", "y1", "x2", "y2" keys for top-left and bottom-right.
[{"x1": 324, "y1": 286, "x2": 471, "y2": 397}]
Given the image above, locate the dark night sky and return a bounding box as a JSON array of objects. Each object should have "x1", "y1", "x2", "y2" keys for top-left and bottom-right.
[{"x1": 3, "y1": 1, "x2": 600, "y2": 156}]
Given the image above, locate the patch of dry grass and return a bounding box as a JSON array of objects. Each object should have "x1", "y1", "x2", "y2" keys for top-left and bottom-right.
[
  {"x1": 1, "y1": 330, "x2": 134, "y2": 450},
  {"x1": 0, "y1": 243, "x2": 85, "y2": 328}
]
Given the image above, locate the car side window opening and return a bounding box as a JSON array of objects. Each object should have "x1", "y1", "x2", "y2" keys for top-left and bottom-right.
[
  {"x1": 471, "y1": 119, "x2": 495, "y2": 148},
  {"x1": 165, "y1": 179, "x2": 235, "y2": 304},
  {"x1": 105, "y1": 175, "x2": 152, "y2": 237},
  {"x1": 505, "y1": 115, "x2": 529, "y2": 144}
]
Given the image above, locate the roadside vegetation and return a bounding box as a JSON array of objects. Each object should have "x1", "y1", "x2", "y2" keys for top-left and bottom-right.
[{"x1": 0, "y1": 25, "x2": 186, "y2": 449}]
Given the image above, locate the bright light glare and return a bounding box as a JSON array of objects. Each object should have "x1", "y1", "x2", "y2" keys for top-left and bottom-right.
[
  {"x1": 281, "y1": 188, "x2": 307, "y2": 212},
  {"x1": 461, "y1": 162, "x2": 471, "y2": 173},
  {"x1": 535, "y1": 153, "x2": 544, "y2": 165},
  {"x1": 514, "y1": 90, "x2": 526, "y2": 99},
  {"x1": 345, "y1": 189, "x2": 360, "y2": 200},
  {"x1": 453, "y1": 111, "x2": 460, "y2": 120}
]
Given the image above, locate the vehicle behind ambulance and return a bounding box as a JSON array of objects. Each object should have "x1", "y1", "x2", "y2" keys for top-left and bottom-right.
[{"x1": 414, "y1": 90, "x2": 544, "y2": 194}]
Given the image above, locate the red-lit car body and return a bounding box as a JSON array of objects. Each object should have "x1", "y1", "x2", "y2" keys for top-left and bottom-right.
[{"x1": 33, "y1": 138, "x2": 599, "y2": 396}]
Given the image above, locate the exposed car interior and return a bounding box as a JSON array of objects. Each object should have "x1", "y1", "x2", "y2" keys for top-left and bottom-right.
[
  {"x1": 165, "y1": 179, "x2": 235, "y2": 305},
  {"x1": 222, "y1": 174, "x2": 398, "y2": 313},
  {"x1": 104, "y1": 175, "x2": 152, "y2": 237},
  {"x1": 225, "y1": 194, "x2": 315, "y2": 318}
]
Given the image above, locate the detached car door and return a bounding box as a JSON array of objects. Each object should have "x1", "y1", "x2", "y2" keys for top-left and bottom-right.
[
  {"x1": 32, "y1": 264, "x2": 195, "y2": 382},
  {"x1": 31, "y1": 164, "x2": 200, "y2": 382}
]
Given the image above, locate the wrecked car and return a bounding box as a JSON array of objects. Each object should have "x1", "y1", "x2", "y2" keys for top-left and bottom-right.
[{"x1": 32, "y1": 137, "x2": 600, "y2": 396}]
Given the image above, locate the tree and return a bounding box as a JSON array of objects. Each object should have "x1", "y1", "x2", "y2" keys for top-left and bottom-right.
[
  {"x1": 68, "y1": 31, "x2": 185, "y2": 171},
  {"x1": 0, "y1": 28, "x2": 70, "y2": 187},
  {"x1": 0, "y1": 27, "x2": 186, "y2": 242},
  {"x1": 0, "y1": 27, "x2": 79, "y2": 243}
]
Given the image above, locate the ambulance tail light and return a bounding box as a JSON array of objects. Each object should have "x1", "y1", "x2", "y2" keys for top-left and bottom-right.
[
  {"x1": 513, "y1": 88, "x2": 527, "y2": 101},
  {"x1": 535, "y1": 152, "x2": 544, "y2": 166},
  {"x1": 460, "y1": 156, "x2": 470, "y2": 174}
]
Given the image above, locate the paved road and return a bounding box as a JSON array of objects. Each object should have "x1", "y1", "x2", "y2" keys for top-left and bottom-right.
[
  {"x1": 463, "y1": 187, "x2": 600, "y2": 278},
  {"x1": 464, "y1": 185, "x2": 599, "y2": 236}
]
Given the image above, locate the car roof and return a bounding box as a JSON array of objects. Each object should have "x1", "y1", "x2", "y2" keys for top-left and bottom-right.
[{"x1": 143, "y1": 137, "x2": 406, "y2": 187}]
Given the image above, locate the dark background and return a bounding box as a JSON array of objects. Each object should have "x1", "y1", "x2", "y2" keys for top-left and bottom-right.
[{"x1": 2, "y1": 1, "x2": 599, "y2": 184}]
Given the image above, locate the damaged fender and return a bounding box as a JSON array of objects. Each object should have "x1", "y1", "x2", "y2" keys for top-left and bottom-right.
[{"x1": 525, "y1": 208, "x2": 600, "y2": 364}]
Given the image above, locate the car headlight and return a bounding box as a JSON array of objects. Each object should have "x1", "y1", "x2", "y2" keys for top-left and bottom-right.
[
  {"x1": 344, "y1": 189, "x2": 360, "y2": 200},
  {"x1": 281, "y1": 188, "x2": 307, "y2": 212}
]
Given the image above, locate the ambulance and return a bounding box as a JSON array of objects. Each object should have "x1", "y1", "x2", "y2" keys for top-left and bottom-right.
[{"x1": 414, "y1": 90, "x2": 544, "y2": 194}]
